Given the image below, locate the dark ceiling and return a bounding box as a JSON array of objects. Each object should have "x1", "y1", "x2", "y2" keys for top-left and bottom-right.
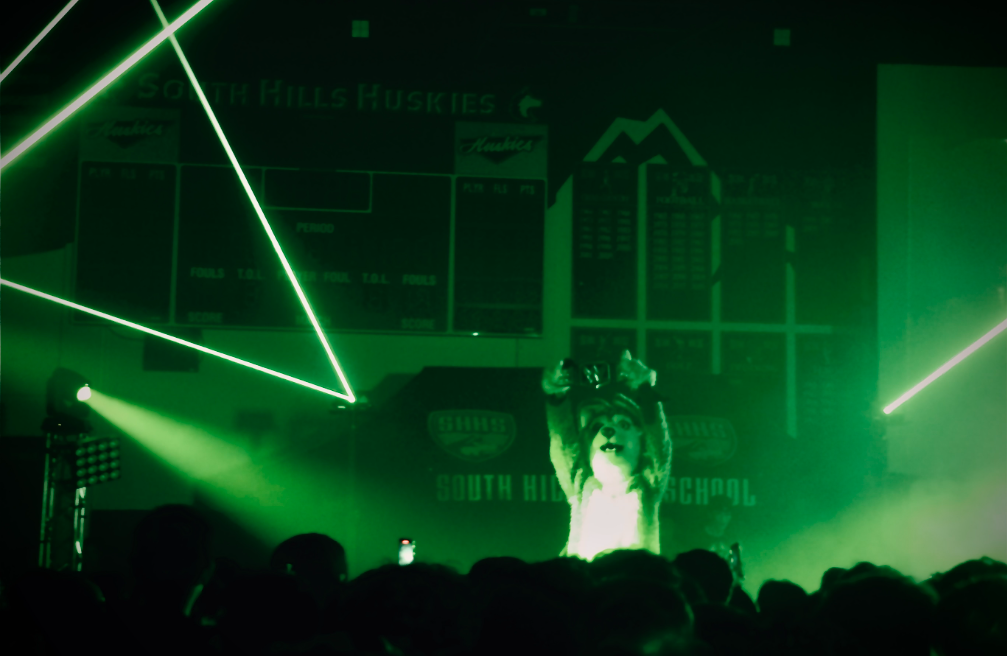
[{"x1": 2, "y1": 0, "x2": 1003, "y2": 95}]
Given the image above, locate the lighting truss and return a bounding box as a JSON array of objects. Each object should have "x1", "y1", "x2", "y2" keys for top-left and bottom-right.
[
  {"x1": 884, "y1": 316, "x2": 1007, "y2": 414},
  {"x1": 0, "y1": 279, "x2": 353, "y2": 401},
  {"x1": 0, "y1": 0, "x2": 216, "y2": 169},
  {"x1": 0, "y1": 0, "x2": 79, "y2": 83},
  {"x1": 149, "y1": 0, "x2": 355, "y2": 403}
]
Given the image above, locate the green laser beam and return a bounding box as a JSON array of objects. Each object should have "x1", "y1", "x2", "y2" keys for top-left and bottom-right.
[
  {"x1": 150, "y1": 0, "x2": 356, "y2": 404},
  {"x1": 0, "y1": 0, "x2": 215, "y2": 170},
  {"x1": 884, "y1": 316, "x2": 1007, "y2": 414},
  {"x1": 0, "y1": 0, "x2": 79, "y2": 83},
  {"x1": 0, "y1": 279, "x2": 353, "y2": 401}
]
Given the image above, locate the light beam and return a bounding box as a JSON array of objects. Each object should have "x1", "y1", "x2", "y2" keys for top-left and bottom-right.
[
  {"x1": 0, "y1": 0, "x2": 215, "y2": 170},
  {"x1": 0, "y1": 0, "x2": 80, "y2": 83},
  {"x1": 884, "y1": 316, "x2": 1007, "y2": 414},
  {"x1": 0, "y1": 279, "x2": 352, "y2": 401},
  {"x1": 149, "y1": 0, "x2": 356, "y2": 404},
  {"x1": 87, "y1": 389, "x2": 350, "y2": 547}
]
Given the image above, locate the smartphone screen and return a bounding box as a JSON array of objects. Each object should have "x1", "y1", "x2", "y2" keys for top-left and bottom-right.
[{"x1": 398, "y1": 538, "x2": 415, "y2": 565}]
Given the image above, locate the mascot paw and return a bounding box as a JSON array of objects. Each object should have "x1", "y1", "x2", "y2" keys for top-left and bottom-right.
[
  {"x1": 617, "y1": 350, "x2": 657, "y2": 389},
  {"x1": 542, "y1": 359, "x2": 572, "y2": 395}
]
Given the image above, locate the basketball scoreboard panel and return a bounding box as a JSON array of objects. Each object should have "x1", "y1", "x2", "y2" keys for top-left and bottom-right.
[
  {"x1": 74, "y1": 161, "x2": 545, "y2": 335},
  {"x1": 572, "y1": 164, "x2": 859, "y2": 325}
]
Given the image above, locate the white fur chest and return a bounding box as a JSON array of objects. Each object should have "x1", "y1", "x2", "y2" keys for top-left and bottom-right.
[{"x1": 573, "y1": 485, "x2": 643, "y2": 561}]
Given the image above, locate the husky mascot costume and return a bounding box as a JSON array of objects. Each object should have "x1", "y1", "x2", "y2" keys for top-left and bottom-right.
[{"x1": 542, "y1": 351, "x2": 672, "y2": 561}]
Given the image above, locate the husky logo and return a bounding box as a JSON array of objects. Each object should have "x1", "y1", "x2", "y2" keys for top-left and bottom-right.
[
  {"x1": 667, "y1": 416, "x2": 738, "y2": 466},
  {"x1": 509, "y1": 87, "x2": 542, "y2": 121},
  {"x1": 427, "y1": 410, "x2": 516, "y2": 462},
  {"x1": 458, "y1": 135, "x2": 543, "y2": 164},
  {"x1": 85, "y1": 119, "x2": 173, "y2": 148}
]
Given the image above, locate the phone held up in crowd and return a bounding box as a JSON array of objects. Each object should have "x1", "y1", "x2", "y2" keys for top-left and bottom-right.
[{"x1": 398, "y1": 538, "x2": 415, "y2": 566}]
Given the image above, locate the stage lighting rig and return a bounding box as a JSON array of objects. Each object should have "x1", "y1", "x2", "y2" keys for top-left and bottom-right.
[
  {"x1": 38, "y1": 369, "x2": 122, "y2": 572},
  {"x1": 43, "y1": 368, "x2": 92, "y2": 436},
  {"x1": 73, "y1": 437, "x2": 122, "y2": 489}
]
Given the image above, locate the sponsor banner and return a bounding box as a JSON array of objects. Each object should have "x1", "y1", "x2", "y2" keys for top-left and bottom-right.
[
  {"x1": 79, "y1": 106, "x2": 179, "y2": 163},
  {"x1": 455, "y1": 121, "x2": 547, "y2": 178},
  {"x1": 667, "y1": 415, "x2": 738, "y2": 467},
  {"x1": 427, "y1": 410, "x2": 517, "y2": 463}
]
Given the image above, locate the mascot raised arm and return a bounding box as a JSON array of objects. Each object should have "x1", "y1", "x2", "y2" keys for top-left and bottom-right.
[{"x1": 542, "y1": 351, "x2": 672, "y2": 561}]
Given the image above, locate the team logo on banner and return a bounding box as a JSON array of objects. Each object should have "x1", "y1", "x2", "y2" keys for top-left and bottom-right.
[
  {"x1": 667, "y1": 416, "x2": 738, "y2": 466},
  {"x1": 85, "y1": 119, "x2": 175, "y2": 149},
  {"x1": 427, "y1": 410, "x2": 516, "y2": 462},
  {"x1": 454, "y1": 121, "x2": 547, "y2": 177},
  {"x1": 79, "y1": 107, "x2": 180, "y2": 163},
  {"x1": 458, "y1": 135, "x2": 544, "y2": 164}
]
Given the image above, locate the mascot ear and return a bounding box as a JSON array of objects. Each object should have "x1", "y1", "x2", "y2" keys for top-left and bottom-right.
[{"x1": 577, "y1": 399, "x2": 608, "y2": 431}]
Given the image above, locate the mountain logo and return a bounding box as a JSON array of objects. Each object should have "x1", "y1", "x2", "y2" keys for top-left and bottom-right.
[
  {"x1": 584, "y1": 108, "x2": 707, "y2": 168},
  {"x1": 85, "y1": 119, "x2": 174, "y2": 149},
  {"x1": 427, "y1": 410, "x2": 516, "y2": 462}
]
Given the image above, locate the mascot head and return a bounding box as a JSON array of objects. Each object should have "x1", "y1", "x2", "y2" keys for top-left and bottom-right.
[{"x1": 577, "y1": 390, "x2": 646, "y2": 488}]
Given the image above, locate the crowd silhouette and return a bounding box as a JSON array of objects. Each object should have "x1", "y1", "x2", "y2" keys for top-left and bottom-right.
[{"x1": 1, "y1": 503, "x2": 1004, "y2": 655}]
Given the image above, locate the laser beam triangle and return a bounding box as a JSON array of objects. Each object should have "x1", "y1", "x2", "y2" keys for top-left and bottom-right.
[{"x1": 150, "y1": 0, "x2": 355, "y2": 402}]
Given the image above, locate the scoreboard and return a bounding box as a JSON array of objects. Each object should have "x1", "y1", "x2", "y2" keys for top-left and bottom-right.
[
  {"x1": 73, "y1": 105, "x2": 547, "y2": 336},
  {"x1": 571, "y1": 163, "x2": 861, "y2": 327}
]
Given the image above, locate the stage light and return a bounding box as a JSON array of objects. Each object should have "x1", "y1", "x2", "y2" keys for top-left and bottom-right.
[
  {"x1": 884, "y1": 316, "x2": 1007, "y2": 414},
  {"x1": 150, "y1": 0, "x2": 356, "y2": 404},
  {"x1": 1, "y1": 279, "x2": 353, "y2": 401},
  {"x1": 76, "y1": 385, "x2": 91, "y2": 402},
  {"x1": 44, "y1": 368, "x2": 91, "y2": 435},
  {"x1": 0, "y1": 0, "x2": 215, "y2": 170},
  {"x1": 0, "y1": 0, "x2": 79, "y2": 83}
]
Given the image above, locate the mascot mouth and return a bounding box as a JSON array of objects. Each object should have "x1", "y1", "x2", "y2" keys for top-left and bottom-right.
[{"x1": 600, "y1": 443, "x2": 624, "y2": 453}]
